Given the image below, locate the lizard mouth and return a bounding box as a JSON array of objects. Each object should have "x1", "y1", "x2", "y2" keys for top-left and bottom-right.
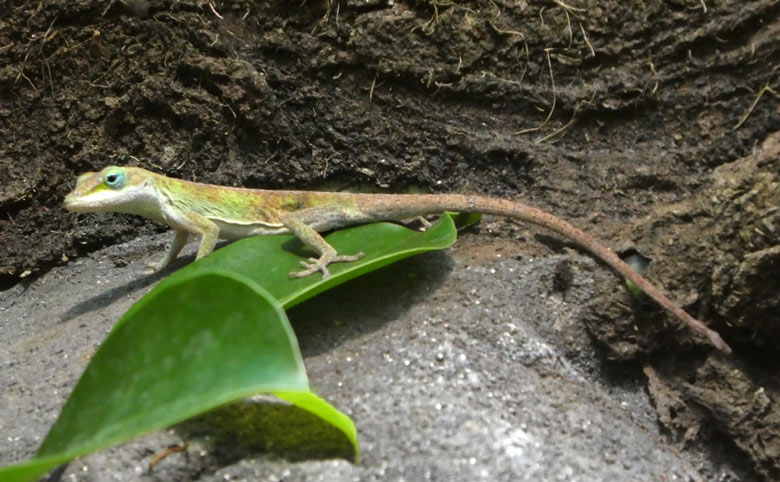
[{"x1": 63, "y1": 194, "x2": 92, "y2": 212}]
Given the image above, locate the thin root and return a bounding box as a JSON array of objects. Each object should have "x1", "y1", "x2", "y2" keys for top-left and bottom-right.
[
  {"x1": 207, "y1": 1, "x2": 223, "y2": 19},
  {"x1": 369, "y1": 72, "x2": 377, "y2": 102},
  {"x1": 553, "y1": 0, "x2": 585, "y2": 13},
  {"x1": 580, "y1": 22, "x2": 595, "y2": 57},
  {"x1": 516, "y1": 49, "x2": 556, "y2": 135},
  {"x1": 148, "y1": 443, "x2": 189, "y2": 470},
  {"x1": 488, "y1": 21, "x2": 529, "y2": 83},
  {"x1": 535, "y1": 99, "x2": 584, "y2": 143},
  {"x1": 734, "y1": 84, "x2": 777, "y2": 130}
]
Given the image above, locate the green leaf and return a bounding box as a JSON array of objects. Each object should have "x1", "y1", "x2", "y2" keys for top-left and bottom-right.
[
  {"x1": 0, "y1": 271, "x2": 314, "y2": 481},
  {"x1": 0, "y1": 454, "x2": 69, "y2": 482},
  {"x1": 449, "y1": 211, "x2": 482, "y2": 229},
  {"x1": 155, "y1": 214, "x2": 459, "y2": 309},
  {"x1": 622, "y1": 252, "x2": 650, "y2": 297},
  {"x1": 274, "y1": 391, "x2": 359, "y2": 462},
  {"x1": 1, "y1": 216, "x2": 460, "y2": 480},
  {"x1": 38, "y1": 270, "x2": 308, "y2": 456}
]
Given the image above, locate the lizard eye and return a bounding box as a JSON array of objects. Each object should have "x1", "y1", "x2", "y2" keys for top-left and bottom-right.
[{"x1": 103, "y1": 168, "x2": 126, "y2": 189}]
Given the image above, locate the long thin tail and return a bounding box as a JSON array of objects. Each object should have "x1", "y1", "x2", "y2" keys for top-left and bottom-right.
[{"x1": 356, "y1": 193, "x2": 731, "y2": 353}]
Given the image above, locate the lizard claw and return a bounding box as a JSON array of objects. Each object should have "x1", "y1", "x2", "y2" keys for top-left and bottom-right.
[
  {"x1": 291, "y1": 259, "x2": 331, "y2": 279},
  {"x1": 289, "y1": 252, "x2": 365, "y2": 280},
  {"x1": 416, "y1": 216, "x2": 433, "y2": 230},
  {"x1": 143, "y1": 260, "x2": 167, "y2": 275}
]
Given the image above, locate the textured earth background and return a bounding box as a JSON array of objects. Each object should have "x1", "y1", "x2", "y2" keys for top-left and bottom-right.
[{"x1": 0, "y1": 0, "x2": 778, "y2": 480}]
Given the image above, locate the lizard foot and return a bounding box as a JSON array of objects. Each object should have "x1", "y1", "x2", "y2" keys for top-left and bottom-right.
[
  {"x1": 289, "y1": 252, "x2": 365, "y2": 280},
  {"x1": 416, "y1": 216, "x2": 433, "y2": 231},
  {"x1": 143, "y1": 258, "x2": 171, "y2": 275},
  {"x1": 143, "y1": 262, "x2": 162, "y2": 275}
]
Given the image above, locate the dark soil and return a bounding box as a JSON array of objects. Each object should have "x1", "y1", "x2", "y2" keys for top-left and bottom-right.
[{"x1": 1, "y1": 0, "x2": 778, "y2": 479}]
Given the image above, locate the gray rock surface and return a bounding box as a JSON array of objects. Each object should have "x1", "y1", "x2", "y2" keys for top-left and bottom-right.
[{"x1": 0, "y1": 231, "x2": 734, "y2": 481}]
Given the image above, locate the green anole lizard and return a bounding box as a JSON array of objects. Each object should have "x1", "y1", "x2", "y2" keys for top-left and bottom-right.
[{"x1": 64, "y1": 166, "x2": 731, "y2": 353}]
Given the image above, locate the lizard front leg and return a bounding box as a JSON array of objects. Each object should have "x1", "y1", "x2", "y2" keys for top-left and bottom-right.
[
  {"x1": 147, "y1": 229, "x2": 190, "y2": 273},
  {"x1": 147, "y1": 207, "x2": 220, "y2": 272},
  {"x1": 281, "y1": 209, "x2": 364, "y2": 279}
]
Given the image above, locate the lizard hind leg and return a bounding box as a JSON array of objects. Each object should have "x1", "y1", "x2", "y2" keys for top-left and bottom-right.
[{"x1": 281, "y1": 209, "x2": 365, "y2": 279}]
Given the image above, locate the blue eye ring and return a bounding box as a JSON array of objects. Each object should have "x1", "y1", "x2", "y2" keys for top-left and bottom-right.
[{"x1": 104, "y1": 169, "x2": 126, "y2": 189}]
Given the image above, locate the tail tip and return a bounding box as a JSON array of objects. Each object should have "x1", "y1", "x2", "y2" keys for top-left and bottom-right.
[{"x1": 708, "y1": 331, "x2": 732, "y2": 354}]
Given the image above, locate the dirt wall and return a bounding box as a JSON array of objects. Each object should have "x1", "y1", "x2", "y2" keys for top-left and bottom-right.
[{"x1": 1, "y1": 0, "x2": 778, "y2": 479}]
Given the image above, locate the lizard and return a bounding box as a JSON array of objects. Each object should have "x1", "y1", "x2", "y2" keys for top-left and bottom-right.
[{"x1": 63, "y1": 165, "x2": 731, "y2": 353}]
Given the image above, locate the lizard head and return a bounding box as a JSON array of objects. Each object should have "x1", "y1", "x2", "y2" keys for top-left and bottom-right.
[{"x1": 64, "y1": 166, "x2": 159, "y2": 215}]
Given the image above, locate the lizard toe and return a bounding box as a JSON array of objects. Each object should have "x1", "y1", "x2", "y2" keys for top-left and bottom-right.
[{"x1": 333, "y1": 251, "x2": 364, "y2": 263}]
